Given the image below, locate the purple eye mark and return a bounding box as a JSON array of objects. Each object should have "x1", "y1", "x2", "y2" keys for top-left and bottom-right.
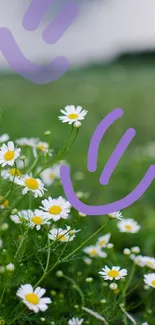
[
  {"x1": 0, "y1": 0, "x2": 79, "y2": 84},
  {"x1": 60, "y1": 108, "x2": 155, "y2": 215}
]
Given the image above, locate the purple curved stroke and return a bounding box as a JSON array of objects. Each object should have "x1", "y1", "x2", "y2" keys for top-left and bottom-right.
[
  {"x1": 100, "y1": 128, "x2": 136, "y2": 185},
  {"x1": 60, "y1": 164, "x2": 155, "y2": 215},
  {"x1": 43, "y1": 1, "x2": 79, "y2": 44},
  {"x1": 23, "y1": 0, "x2": 55, "y2": 31},
  {"x1": 87, "y1": 108, "x2": 124, "y2": 172},
  {"x1": 0, "y1": 28, "x2": 69, "y2": 84}
]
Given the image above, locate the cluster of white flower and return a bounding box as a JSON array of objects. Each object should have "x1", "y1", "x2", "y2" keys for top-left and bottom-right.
[{"x1": 0, "y1": 105, "x2": 87, "y2": 320}]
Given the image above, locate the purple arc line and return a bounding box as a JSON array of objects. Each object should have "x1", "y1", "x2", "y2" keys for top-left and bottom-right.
[
  {"x1": 43, "y1": 1, "x2": 79, "y2": 44},
  {"x1": 87, "y1": 108, "x2": 124, "y2": 173},
  {"x1": 60, "y1": 164, "x2": 155, "y2": 215},
  {"x1": 100, "y1": 128, "x2": 136, "y2": 185},
  {"x1": 0, "y1": 28, "x2": 69, "y2": 84},
  {"x1": 23, "y1": 0, "x2": 55, "y2": 31}
]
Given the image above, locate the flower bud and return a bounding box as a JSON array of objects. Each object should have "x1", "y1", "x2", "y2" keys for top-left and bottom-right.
[
  {"x1": 109, "y1": 283, "x2": 118, "y2": 291},
  {"x1": 74, "y1": 121, "x2": 81, "y2": 128}
]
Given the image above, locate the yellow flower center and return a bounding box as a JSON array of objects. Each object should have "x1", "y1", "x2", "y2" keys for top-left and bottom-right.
[
  {"x1": 50, "y1": 173, "x2": 55, "y2": 180},
  {"x1": 90, "y1": 249, "x2": 97, "y2": 256},
  {"x1": 9, "y1": 168, "x2": 21, "y2": 177},
  {"x1": 151, "y1": 280, "x2": 155, "y2": 286},
  {"x1": 37, "y1": 144, "x2": 47, "y2": 151},
  {"x1": 108, "y1": 270, "x2": 119, "y2": 278},
  {"x1": 125, "y1": 225, "x2": 133, "y2": 231},
  {"x1": 147, "y1": 261, "x2": 153, "y2": 267},
  {"x1": 99, "y1": 240, "x2": 106, "y2": 246},
  {"x1": 25, "y1": 178, "x2": 39, "y2": 190},
  {"x1": 4, "y1": 151, "x2": 15, "y2": 161},
  {"x1": 25, "y1": 293, "x2": 39, "y2": 305},
  {"x1": 57, "y1": 234, "x2": 67, "y2": 241},
  {"x1": 49, "y1": 206, "x2": 62, "y2": 215},
  {"x1": 31, "y1": 216, "x2": 43, "y2": 225},
  {"x1": 68, "y1": 113, "x2": 78, "y2": 120},
  {"x1": 2, "y1": 199, "x2": 9, "y2": 208}
]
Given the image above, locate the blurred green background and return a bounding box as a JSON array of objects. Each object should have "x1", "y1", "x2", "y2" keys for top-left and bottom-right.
[{"x1": 1, "y1": 58, "x2": 155, "y2": 251}]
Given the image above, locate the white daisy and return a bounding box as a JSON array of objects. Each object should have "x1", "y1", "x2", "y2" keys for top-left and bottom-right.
[
  {"x1": 16, "y1": 137, "x2": 39, "y2": 147},
  {"x1": 0, "y1": 141, "x2": 21, "y2": 167},
  {"x1": 40, "y1": 163, "x2": 61, "y2": 186},
  {"x1": 36, "y1": 141, "x2": 49, "y2": 153},
  {"x1": 130, "y1": 255, "x2": 145, "y2": 267},
  {"x1": 108, "y1": 211, "x2": 123, "y2": 220},
  {"x1": 99, "y1": 265, "x2": 127, "y2": 281},
  {"x1": 28, "y1": 210, "x2": 50, "y2": 231},
  {"x1": 10, "y1": 210, "x2": 50, "y2": 231},
  {"x1": 1, "y1": 167, "x2": 22, "y2": 182},
  {"x1": 40, "y1": 196, "x2": 71, "y2": 221},
  {"x1": 117, "y1": 218, "x2": 140, "y2": 233},
  {"x1": 143, "y1": 257, "x2": 155, "y2": 270},
  {"x1": 58, "y1": 105, "x2": 88, "y2": 125},
  {"x1": 16, "y1": 284, "x2": 51, "y2": 313},
  {"x1": 83, "y1": 245, "x2": 107, "y2": 258},
  {"x1": 17, "y1": 175, "x2": 46, "y2": 198},
  {"x1": 10, "y1": 210, "x2": 32, "y2": 224},
  {"x1": 0, "y1": 133, "x2": 9, "y2": 142},
  {"x1": 97, "y1": 233, "x2": 111, "y2": 248},
  {"x1": 68, "y1": 318, "x2": 84, "y2": 325},
  {"x1": 144, "y1": 273, "x2": 155, "y2": 288},
  {"x1": 48, "y1": 227, "x2": 74, "y2": 242}
]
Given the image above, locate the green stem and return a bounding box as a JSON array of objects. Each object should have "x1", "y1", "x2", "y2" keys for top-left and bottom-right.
[
  {"x1": 8, "y1": 307, "x2": 26, "y2": 325},
  {"x1": 63, "y1": 274, "x2": 85, "y2": 306},
  {"x1": 26, "y1": 154, "x2": 40, "y2": 175},
  {"x1": 63, "y1": 219, "x2": 110, "y2": 263}
]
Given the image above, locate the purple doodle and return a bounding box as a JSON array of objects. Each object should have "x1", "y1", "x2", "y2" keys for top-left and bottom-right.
[
  {"x1": 0, "y1": 0, "x2": 79, "y2": 84},
  {"x1": 60, "y1": 108, "x2": 155, "y2": 215}
]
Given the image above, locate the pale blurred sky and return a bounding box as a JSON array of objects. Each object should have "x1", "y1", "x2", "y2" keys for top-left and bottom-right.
[{"x1": 0, "y1": 0, "x2": 155, "y2": 69}]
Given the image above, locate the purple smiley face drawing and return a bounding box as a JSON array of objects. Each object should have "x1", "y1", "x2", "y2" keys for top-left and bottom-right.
[{"x1": 60, "y1": 108, "x2": 155, "y2": 215}]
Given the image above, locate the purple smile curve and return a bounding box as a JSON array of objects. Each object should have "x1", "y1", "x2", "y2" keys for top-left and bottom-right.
[{"x1": 60, "y1": 108, "x2": 155, "y2": 215}]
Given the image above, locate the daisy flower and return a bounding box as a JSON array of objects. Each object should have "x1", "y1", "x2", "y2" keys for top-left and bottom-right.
[
  {"x1": 144, "y1": 273, "x2": 155, "y2": 288},
  {"x1": 17, "y1": 175, "x2": 46, "y2": 198},
  {"x1": 117, "y1": 218, "x2": 140, "y2": 233},
  {"x1": 1, "y1": 167, "x2": 22, "y2": 182},
  {"x1": 10, "y1": 210, "x2": 28, "y2": 224},
  {"x1": 130, "y1": 255, "x2": 145, "y2": 267},
  {"x1": 33, "y1": 142, "x2": 53, "y2": 158},
  {"x1": 0, "y1": 133, "x2": 9, "y2": 142},
  {"x1": 99, "y1": 265, "x2": 127, "y2": 281},
  {"x1": 40, "y1": 196, "x2": 71, "y2": 221},
  {"x1": 40, "y1": 163, "x2": 61, "y2": 186},
  {"x1": 16, "y1": 284, "x2": 51, "y2": 313},
  {"x1": 10, "y1": 210, "x2": 50, "y2": 231},
  {"x1": 83, "y1": 245, "x2": 107, "y2": 258},
  {"x1": 108, "y1": 211, "x2": 123, "y2": 220},
  {"x1": 97, "y1": 233, "x2": 111, "y2": 248},
  {"x1": 28, "y1": 209, "x2": 50, "y2": 231},
  {"x1": 0, "y1": 141, "x2": 21, "y2": 167},
  {"x1": 58, "y1": 105, "x2": 88, "y2": 125},
  {"x1": 68, "y1": 318, "x2": 84, "y2": 325},
  {"x1": 143, "y1": 257, "x2": 155, "y2": 270},
  {"x1": 48, "y1": 227, "x2": 74, "y2": 242}
]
